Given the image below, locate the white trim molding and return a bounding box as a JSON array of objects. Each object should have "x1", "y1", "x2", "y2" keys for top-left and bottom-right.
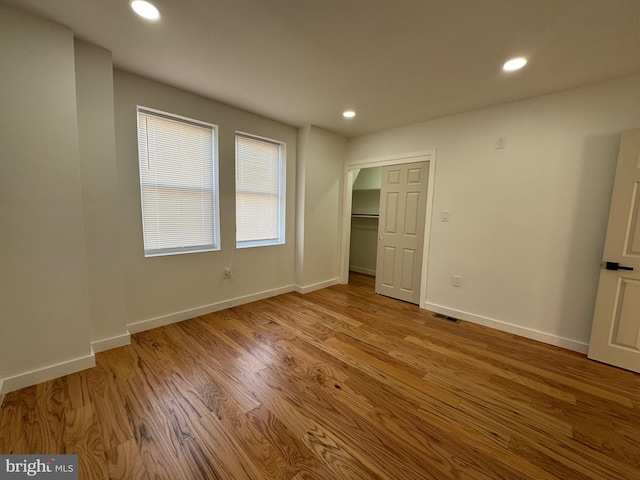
[
  {"x1": 128, "y1": 285, "x2": 295, "y2": 334},
  {"x1": 346, "y1": 150, "x2": 436, "y2": 168},
  {"x1": 423, "y1": 302, "x2": 589, "y2": 354},
  {"x1": 231, "y1": 285, "x2": 295, "y2": 307},
  {"x1": 295, "y1": 277, "x2": 340, "y2": 294},
  {"x1": 128, "y1": 300, "x2": 230, "y2": 334},
  {"x1": 91, "y1": 332, "x2": 131, "y2": 353},
  {"x1": 0, "y1": 352, "x2": 96, "y2": 395}
]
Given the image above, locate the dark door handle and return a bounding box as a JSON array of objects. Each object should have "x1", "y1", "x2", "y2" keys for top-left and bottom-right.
[{"x1": 604, "y1": 261, "x2": 634, "y2": 271}]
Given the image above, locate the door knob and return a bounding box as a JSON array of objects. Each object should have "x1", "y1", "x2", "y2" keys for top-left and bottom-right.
[{"x1": 604, "y1": 261, "x2": 634, "y2": 271}]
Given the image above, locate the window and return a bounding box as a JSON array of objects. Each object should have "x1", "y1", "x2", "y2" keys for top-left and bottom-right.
[
  {"x1": 235, "y1": 133, "x2": 285, "y2": 248},
  {"x1": 137, "y1": 107, "x2": 219, "y2": 257}
]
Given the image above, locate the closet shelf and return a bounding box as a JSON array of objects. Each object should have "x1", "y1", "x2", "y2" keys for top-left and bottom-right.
[{"x1": 351, "y1": 213, "x2": 379, "y2": 218}]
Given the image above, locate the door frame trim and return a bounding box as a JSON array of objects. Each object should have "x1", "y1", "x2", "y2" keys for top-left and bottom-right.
[{"x1": 340, "y1": 150, "x2": 437, "y2": 307}]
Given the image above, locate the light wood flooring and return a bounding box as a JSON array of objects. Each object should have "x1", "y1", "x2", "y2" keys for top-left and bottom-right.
[{"x1": 1, "y1": 272, "x2": 639, "y2": 479}]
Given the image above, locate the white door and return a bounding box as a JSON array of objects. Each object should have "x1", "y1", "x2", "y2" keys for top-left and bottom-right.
[
  {"x1": 376, "y1": 162, "x2": 428, "y2": 304},
  {"x1": 588, "y1": 129, "x2": 640, "y2": 373}
]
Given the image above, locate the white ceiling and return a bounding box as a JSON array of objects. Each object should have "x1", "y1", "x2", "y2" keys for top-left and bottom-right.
[{"x1": 5, "y1": 0, "x2": 640, "y2": 137}]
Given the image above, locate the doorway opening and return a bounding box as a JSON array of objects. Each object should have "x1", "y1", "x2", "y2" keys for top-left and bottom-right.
[
  {"x1": 348, "y1": 166, "x2": 381, "y2": 288},
  {"x1": 339, "y1": 151, "x2": 437, "y2": 308}
]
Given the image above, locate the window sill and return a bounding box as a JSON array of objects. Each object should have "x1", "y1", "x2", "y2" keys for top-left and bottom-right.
[{"x1": 236, "y1": 239, "x2": 285, "y2": 249}]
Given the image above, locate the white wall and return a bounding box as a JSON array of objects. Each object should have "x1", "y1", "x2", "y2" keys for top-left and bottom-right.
[
  {"x1": 74, "y1": 40, "x2": 129, "y2": 351},
  {"x1": 352, "y1": 190, "x2": 381, "y2": 215},
  {"x1": 352, "y1": 166, "x2": 381, "y2": 192},
  {"x1": 349, "y1": 217, "x2": 378, "y2": 275},
  {"x1": 0, "y1": 4, "x2": 300, "y2": 392},
  {"x1": 4, "y1": 2, "x2": 637, "y2": 398},
  {"x1": 296, "y1": 125, "x2": 347, "y2": 291},
  {"x1": 0, "y1": 4, "x2": 93, "y2": 389},
  {"x1": 347, "y1": 74, "x2": 640, "y2": 351},
  {"x1": 113, "y1": 71, "x2": 297, "y2": 331}
]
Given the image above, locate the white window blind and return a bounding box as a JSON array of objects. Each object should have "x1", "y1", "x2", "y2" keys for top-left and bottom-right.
[
  {"x1": 137, "y1": 107, "x2": 219, "y2": 257},
  {"x1": 235, "y1": 133, "x2": 285, "y2": 248}
]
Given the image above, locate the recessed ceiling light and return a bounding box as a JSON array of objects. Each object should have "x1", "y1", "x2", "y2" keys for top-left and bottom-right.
[
  {"x1": 343, "y1": 110, "x2": 356, "y2": 118},
  {"x1": 503, "y1": 57, "x2": 527, "y2": 72},
  {"x1": 131, "y1": 0, "x2": 160, "y2": 21}
]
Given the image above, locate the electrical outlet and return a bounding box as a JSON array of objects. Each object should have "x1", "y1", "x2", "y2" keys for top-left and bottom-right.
[
  {"x1": 224, "y1": 267, "x2": 232, "y2": 279},
  {"x1": 452, "y1": 275, "x2": 462, "y2": 287},
  {"x1": 495, "y1": 136, "x2": 507, "y2": 149}
]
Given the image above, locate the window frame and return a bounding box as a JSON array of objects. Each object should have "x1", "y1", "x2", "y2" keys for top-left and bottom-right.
[
  {"x1": 136, "y1": 106, "x2": 220, "y2": 257},
  {"x1": 235, "y1": 131, "x2": 286, "y2": 249}
]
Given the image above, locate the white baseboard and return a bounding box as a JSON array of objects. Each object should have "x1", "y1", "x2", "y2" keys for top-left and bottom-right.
[
  {"x1": 230, "y1": 285, "x2": 294, "y2": 308},
  {"x1": 422, "y1": 302, "x2": 589, "y2": 354},
  {"x1": 295, "y1": 277, "x2": 340, "y2": 294},
  {"x1": 128, "y1": 285, "x2": 295, "y2": 334},
  {"x1": 0, "y1": 352, "x2": 96, "y2": 395},
  {"x1": 349, "y1": 266, "x2": 376, "y2": 276},
  {"x1": 91, "y1": 332, "x2": 131, "y2": 353},
  {"x1": 1, "y1": 285, "x2": 297, "y2": 395}
]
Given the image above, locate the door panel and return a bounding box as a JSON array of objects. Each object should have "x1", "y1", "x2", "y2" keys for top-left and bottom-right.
[
  {"x1": 407, "y1": 167, "x2": 422, "y2": 184},
  {"x1": 382, "y1": 246, "x2": 396, "y2": 286},
  {"x1": 384, "y1": 192, "x2": 399, "y2": 234},
  {"x1": 588, "y1": 129, "x2": 640, "y2": 372},
  {"x1": 387, "y1": 169, "x2": 401, "y2": 185},
  {"x1": 404, "y1": 192, "x2": 420, "y2": 236},
  {"x1": 376, "y1": 161, "x2": 429, "y2": 304},
  {"x1": 611, "y1": 278, "x2": 640, "y2": 349},
  {"x1": 400, "y1": 249, "x2": 416, "y2": 291},
  {"x1": 625, "y1": 183, "x2": 640, "y2": 255}
]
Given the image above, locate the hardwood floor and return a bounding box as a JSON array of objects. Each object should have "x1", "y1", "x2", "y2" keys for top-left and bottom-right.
[{"x1": 1, "y1": 272, "x2": 639, "y2": 479}]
